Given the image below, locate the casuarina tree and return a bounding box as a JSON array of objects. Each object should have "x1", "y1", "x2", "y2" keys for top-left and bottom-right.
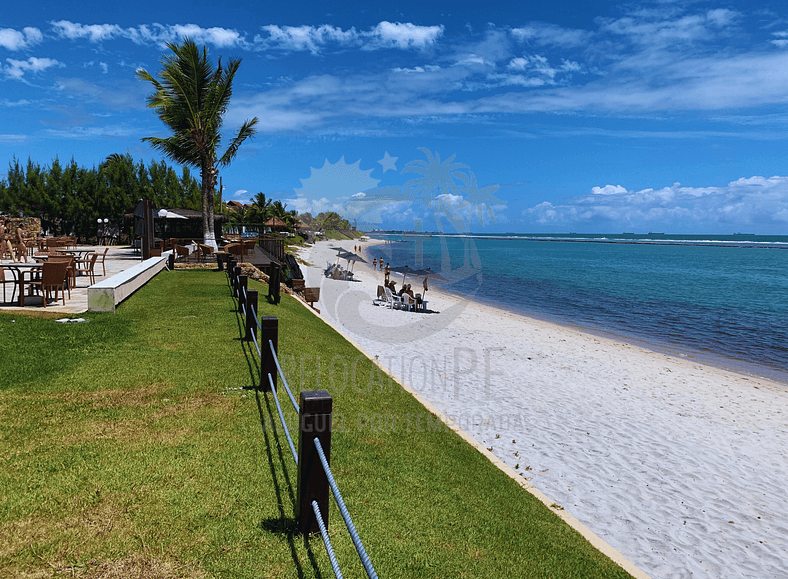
[{"x1": 136, "y1": 38, "x2": 258, "y2": 249}]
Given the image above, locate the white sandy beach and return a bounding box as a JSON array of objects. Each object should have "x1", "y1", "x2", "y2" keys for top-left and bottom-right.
[{"x1": 297, "y1": 238, "x2": 787, "y2": 579}]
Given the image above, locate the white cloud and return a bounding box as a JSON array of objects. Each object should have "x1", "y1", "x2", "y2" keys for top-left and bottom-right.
[
  {"x1": 510, "y1": 23, "x2": 592, "y2": 48},
  {"x1": 525, "y1": 176, "x2": 788, "y2": 229},
  {"x1": 257, "y1": 24, "x2": 357, "y2": 53},
  {"x1": 169, "y1": 24, "x2": 244, "y2": 47},
  {"x1": 367, "y1": 22, "x2": 444, "y2": 50},
  {"x1": 5, "y1": 57, "x2": 63, "y2": 80},
  {"x1": 51, "y1": 21, "x2": 120, "y2": 42},
  {"x1": 0, "y1": 27, "x2": 43, "y2": 51},
  {"x1": 50, "y1": 20, "x2": 248, "y2": 49},
  {"x1": 591, "y1": 185, "x2": 627, "y2": 196},
  {"x1": 233, "y1": 189, "x2": 248, "y2": 198},
  {"x1": 255, "y1": 22, "x2": 443, "y2": 53}
]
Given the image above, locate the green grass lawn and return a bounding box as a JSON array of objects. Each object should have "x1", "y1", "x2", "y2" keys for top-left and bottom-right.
[{"x1": 0, "y1": 270, "x2": 634, "y2": 578}]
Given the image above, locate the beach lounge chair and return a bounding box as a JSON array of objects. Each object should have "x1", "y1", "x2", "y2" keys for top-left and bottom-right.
[{"x1": 373, "y1": 285, "x2": 386, "y2": 306}]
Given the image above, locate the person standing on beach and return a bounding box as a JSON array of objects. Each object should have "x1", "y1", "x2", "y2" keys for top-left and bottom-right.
[
  {"x1": 15, "y1": 224, "x2": 28, "y2": 262},
  {"x1": 422, "y1": 276, "x2": 428, "y2": 294},
  {"x1": 372, "y1": 258, "x2": 377, "y2": 270},
  {"x1": 384, "y1": 262, "x2": 390, "y2": 285}
]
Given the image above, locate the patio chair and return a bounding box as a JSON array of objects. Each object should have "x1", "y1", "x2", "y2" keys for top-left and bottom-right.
[
  {"x1": 75, "y1": 253, "x2": 98, "y2": 285},
  {"x1": 383, "y1": 286, "x2": 403, "y2": 310},
  {"x1": 174, "y1": 244, "x2": 189, "y2": 261},
  {"x1": 0, "y1": 267, "x2": 13, "y2": 303},
  {"x1": 47, "y1": 255, "x2": 75, "y2": 298},
  {"x1": 243, "y1": 239, "x2": 257, "y2": 255},
  {"x1": 198, "y1": 244, "x2": 215, "y2": 263},
  {"x1": 226, "y1": 243, "x2": 243, "y2": 263},
  {"x1": 28, "y1": 260, "x2": 69, "y2": 307},
  {"x1": 401, "y1": 293, "x2": 417, "y2": 312},
  {"x1": 95, "y1": 247, "x2": 109, "y2": 276}
]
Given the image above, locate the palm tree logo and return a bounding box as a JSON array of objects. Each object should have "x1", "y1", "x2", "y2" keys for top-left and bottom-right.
[{"x1": 312, "y1": 148, "x2": 505, "y2": 344}]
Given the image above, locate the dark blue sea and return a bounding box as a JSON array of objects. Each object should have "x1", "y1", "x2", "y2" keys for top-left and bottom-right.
[{"x1": 368, "y1": 233, "x2": 788, "y2": 383}]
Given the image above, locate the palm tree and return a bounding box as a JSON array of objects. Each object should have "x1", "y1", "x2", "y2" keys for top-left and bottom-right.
[
  {"x1": 246, "y1": 192, "x2": 272, "y2": 224},
  {"x1": 136, "y1": 38, "x2": 258, "y2": 249}
]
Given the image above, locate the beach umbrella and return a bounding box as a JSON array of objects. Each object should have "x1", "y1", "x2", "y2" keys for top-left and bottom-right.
[
  {"x1": 390, "y1": 264, "x2": 420, "y2": 284},
  {"x1": 156, "y1": 209, "x2": 187, "y2": 219},
  {"x1": 414, "y1": 267, "x2": 448, "y2": 281},
  {"x1": 336, "y1": 250, "x2": 366, "y2": 272},
  {"x1": 412, "y1": 267, "x2": 447, "y2": 293}
]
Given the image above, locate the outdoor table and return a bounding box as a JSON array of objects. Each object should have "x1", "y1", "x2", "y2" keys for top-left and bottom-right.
[
  {"x1": 4, "y1": 262, "x2": 43, "y2": 306},
  {"x1": 55, "y1": 248, "x2": 94, "y2": 260}
]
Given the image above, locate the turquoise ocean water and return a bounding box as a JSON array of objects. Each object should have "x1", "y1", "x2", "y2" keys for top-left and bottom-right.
[{"x1": 368, "y1": 233, "x2": 788, "y2": 383}]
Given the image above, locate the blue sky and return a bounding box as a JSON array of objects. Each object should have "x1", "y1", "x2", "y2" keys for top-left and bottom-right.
[{"x1": 3, "y1": 0, "x2": 788, "y2": 233}]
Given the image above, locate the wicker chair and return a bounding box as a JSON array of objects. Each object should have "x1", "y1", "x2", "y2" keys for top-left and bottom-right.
[
  {"x1": 75, "y1": 253, "x2": 98, "y2": 285},
  {"x1": 46, "y1": 255, "x2": 75, "y2": 298},
  {"x1": 174, "y1": 244, "x2": 190, "y2": 261},
  {"x1": 197, "y1": 243, "x2": 215, "y2": 262},
  {"x1": 226, "y1": 243, "x2": 244, "y2": 263},
  {"x1": 28, "y1": 261, "x2": 69, "y2": 307},
  {"x1": 95, "y1": 247, "x2": 109, "y2": 276}
]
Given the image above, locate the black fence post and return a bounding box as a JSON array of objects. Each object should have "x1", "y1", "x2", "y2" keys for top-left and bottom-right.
[
  {"x1": 269, "y1": 262, "x2": 281, "y2": 304},
  {"x1": 168, "y1": 252, "x2": 175, "y2": 270},
  {"x1": 238, "y1": 274, "x2": 248, "y2": 313},
  {"x1": 297, "y1": 390, "x2": 332, "y2": 536},
  {"x1": 245, "y1": 289, "x2": 258, "y2": 342},
  {"x1": 233, "y1": 266, "x2": 242, "y2": 298},
  {"x1": 260, "y1": 316, "x2": 278, "y2": 392},
  {"x1": 228, "y1": 259, "x2": 237, "y2": 292}
]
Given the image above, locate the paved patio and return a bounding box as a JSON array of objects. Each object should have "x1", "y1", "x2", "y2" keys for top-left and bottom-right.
[{"x1": 0, "y1": 246, "x2": 149, "y2": 314}]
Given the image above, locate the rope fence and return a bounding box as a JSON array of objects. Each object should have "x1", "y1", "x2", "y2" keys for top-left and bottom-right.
[{"x1": 226, "y1": 259, "x2": 378, "y2": 579}]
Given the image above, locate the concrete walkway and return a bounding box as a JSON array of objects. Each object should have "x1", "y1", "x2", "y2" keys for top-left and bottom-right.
[{"x1": 0, "y1": 246, "x2": 148, "y2": 314}]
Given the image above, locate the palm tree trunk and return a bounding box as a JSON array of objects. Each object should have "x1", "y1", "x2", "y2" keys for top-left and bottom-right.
[{"x1": 200, "y1": 160, "x2": 218, "y2": 250}]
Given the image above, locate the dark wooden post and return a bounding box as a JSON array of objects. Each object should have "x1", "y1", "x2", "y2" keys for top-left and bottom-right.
[
  {"x1": 245, "y1": 289, "x2": 258, "y2": 342},
  {"x1": 167, "y1": 252, "x2": 175, "y2": 270},
  {"x1": 269, "y1": 262, "x2": 281, "y2": 304},
  {"x1": 297, "y1": 390, "x2": 333, "y2": 536},
  {"x1": 238, "y1": 274, "x2": 248, "y2": 313},
  {"x1": 233, "y1": 266, "x2": 242, "y2": 298},
  {"x1": 259, "y1": 316, "x2": 278, "y2": 392}
]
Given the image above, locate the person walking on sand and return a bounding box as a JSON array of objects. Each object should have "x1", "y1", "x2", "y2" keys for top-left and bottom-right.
[
  {"x1": 372, "y1": 258, "x2": 377, "y2": 270},
  {"x1": 15, "y1": 224, "x2": 28, "y2": 262},
  {"x1": 384, "y1": 262, "x2": 390, "y2": 285}
]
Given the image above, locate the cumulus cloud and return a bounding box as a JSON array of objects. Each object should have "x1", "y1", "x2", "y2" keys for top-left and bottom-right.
[
  {"x1": 257, "y1": 24, "x2": 357, "y2": 53},
  {"x1": 525, "y1": 176, "x2": 788, "y2": 230},
  {"x1": 366, "y1": 22, "x2": 444, "y2": 50},
  {"x1": 51, "y1": 21, "x2": 120, "y2": 42},
  {"x1": 50, "y1": 20, "x2": 247, "y2": 48},
  {"x1": 256, "y1": 21, "x2": 443, "y2": 53},
  {"x1": 591, "y1": 184, "x2": 627, "y2": 196},
  {"x1": 5, "y1": 56, "x2": 63, "y2": 80},
  {"x1": 0, "y1": 27, "x2": 43, "y2": 51}
]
